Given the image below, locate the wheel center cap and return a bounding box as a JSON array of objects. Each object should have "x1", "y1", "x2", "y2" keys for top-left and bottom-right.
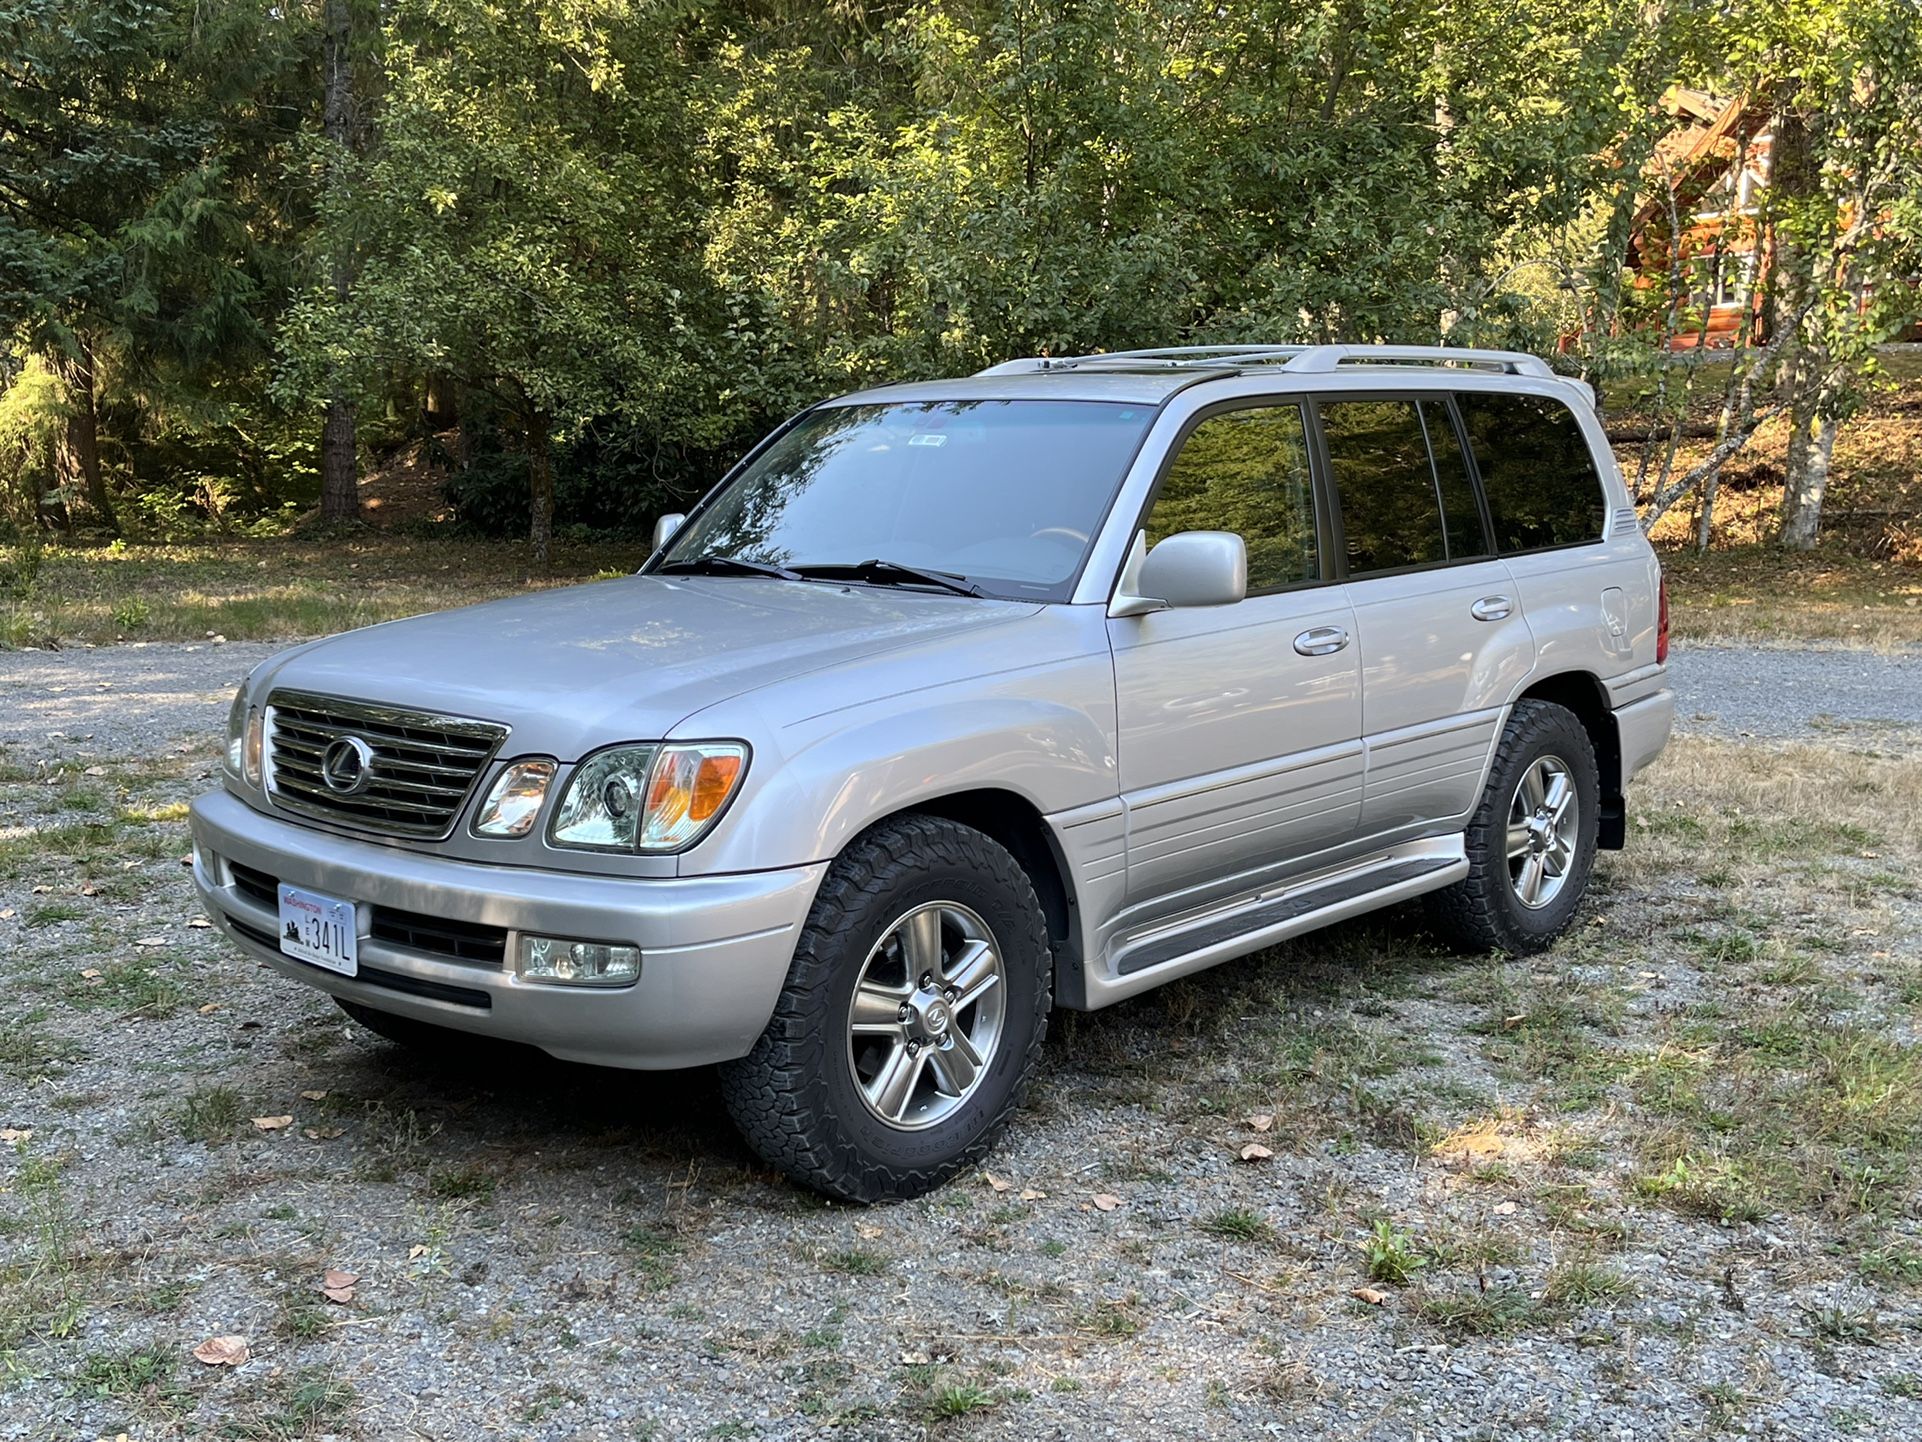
[{"x1": 921, "y1": 998, "x2": 951, "y2": 1036}]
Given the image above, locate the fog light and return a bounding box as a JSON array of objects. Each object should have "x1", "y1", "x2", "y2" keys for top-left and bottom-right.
[{"x1": 515, "y1": 935, "x2": 640, "y2": 986}]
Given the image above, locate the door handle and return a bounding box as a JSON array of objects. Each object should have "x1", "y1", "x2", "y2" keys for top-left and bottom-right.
[
  {"x1": 1293, "y1": 626, "x2": 1350, "y2": 657},
  {"x1": 1470, "y1": 595, "x2": 1513, "y2": 622}
]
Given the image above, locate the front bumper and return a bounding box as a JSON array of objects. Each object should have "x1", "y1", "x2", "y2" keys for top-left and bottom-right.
[{"x1": 189, "y1": 788, "x2": 824, "y2": 1069}]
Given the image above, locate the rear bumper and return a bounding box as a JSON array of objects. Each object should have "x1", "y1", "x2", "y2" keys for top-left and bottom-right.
[
  {"x1": 1616, "y1": 687, "x2": 1675, "y2": 785},
  {"x1": 188, "y1": 788, "x2": 824, "y2": 1069}
]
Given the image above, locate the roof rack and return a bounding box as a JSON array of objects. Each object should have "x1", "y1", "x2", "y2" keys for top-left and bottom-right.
[{"x1": 976, "y1": 343, "x2": 1558, "y2": 380}]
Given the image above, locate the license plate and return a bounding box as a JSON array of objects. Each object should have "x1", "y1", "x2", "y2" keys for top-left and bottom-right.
[{"x1": 276, "y1": 883, "x2": 358, "y2": 977}]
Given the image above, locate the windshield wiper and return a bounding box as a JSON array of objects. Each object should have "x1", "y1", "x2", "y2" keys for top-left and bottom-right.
[
  {"x1": 791, "y1": 559, "x2": 984, "y2": 597},
  {"x1": 656, "y1": 555, "x2": 803, "y2": 582}
]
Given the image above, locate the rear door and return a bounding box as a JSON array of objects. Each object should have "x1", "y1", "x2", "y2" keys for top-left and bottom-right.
[
  {"x1": 1108, "y1": 400, "x2": 1363, "y2": 904},
  {"x1": 1315, "y1": 394, "x2": 1535, "y2": 838}
]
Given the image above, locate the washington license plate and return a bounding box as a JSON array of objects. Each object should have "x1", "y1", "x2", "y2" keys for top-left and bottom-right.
[{"x1": 276, "y1": 883, "x2": 358, "y2": 977}]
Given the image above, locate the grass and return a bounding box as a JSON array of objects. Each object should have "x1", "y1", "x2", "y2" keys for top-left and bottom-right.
[
  {"x1": 1, "y1": 533, "x2": 647, "y2": 649},
  {"x1": 175, "y1": 1085, "x2": 246, "y2": 1144},
  {"x1": 1359, "y1": 1219, "x2": 1425, "y2": 1286},
  {"x1": 1201, "y1": 1208, "x2": 1277, "y2": 1244}
]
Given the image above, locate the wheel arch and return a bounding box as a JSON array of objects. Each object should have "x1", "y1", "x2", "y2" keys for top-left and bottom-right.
[
  {"x1": 1513, "y1": 670, "x2": 1624, "y2": 849},
  {"x1": 865, "y1": 789, "x2": 1083, "y2": 999}
]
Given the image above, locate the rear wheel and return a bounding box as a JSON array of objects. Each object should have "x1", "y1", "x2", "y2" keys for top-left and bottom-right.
[
  {"x1": 719, "y1": 815, "x2": 1051, "y2": 1202},
  {"x1": 1425, "y1": 699, "x2": 1600, "y2": 955}
]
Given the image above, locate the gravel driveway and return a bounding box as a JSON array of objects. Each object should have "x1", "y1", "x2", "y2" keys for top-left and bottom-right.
[
  {"x1": 4, "y1": 638, "x2": 1916, "y2": 760},
  {"x1": 2, "y1": 638, "x2": 1918, "y2": 1441}
]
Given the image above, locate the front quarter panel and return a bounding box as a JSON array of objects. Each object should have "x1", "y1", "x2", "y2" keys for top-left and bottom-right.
[{"x1": 671, "y1": 606, "x2": 1119, "y2": 875}]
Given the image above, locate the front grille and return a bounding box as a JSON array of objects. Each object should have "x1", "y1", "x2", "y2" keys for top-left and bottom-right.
[
  {"x1": 226, "y1": 860, "x2": 508, "y2": 968},
  {"x1": 265, "y1": 690, "x2": 507, "y2": 840}
]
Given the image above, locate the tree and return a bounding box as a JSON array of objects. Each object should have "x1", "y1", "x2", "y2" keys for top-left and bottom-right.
[{"x1": 281, "y1": 0, "x2": 713, "y2": 567}]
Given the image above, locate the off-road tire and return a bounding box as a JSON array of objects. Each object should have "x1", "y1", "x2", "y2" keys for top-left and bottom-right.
[
  {"x1": 1424, "y1": 699, "x2": 1600, "y2": 955},
  {"x1": 719, "y1": 814, "x2": 1052, "y2": 1203}
]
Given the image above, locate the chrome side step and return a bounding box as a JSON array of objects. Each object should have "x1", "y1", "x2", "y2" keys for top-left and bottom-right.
[{"x1": 1089, "y1": 838, "x2": 1467, "y2": 1007}]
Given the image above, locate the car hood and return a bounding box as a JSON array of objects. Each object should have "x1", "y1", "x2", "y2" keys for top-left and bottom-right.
[{"x1": 255, "y1": 575, "x2": 1041, "y2": 761}]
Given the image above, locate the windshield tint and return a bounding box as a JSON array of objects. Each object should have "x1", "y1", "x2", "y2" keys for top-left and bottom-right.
[{"x1": 657, "y1": 400, "x2": 1153, "y2": 600}]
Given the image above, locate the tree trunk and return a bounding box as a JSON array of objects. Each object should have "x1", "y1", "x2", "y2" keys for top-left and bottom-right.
[
  {"x1": 50, "y1": 344, "x2": 117, "y2": 535},
  {"x1": 317, "y1": 0, "x2": 360, "y2": 524},
  {"x1": 527, "y1": 409, "x2": 554, "y2": 572},
  {"x1": 1780, "y1": 385, "x2": 1837, "y2": 550},
  {"x1": 320, "y1": 397, "x2": 358, "y2": 521}
]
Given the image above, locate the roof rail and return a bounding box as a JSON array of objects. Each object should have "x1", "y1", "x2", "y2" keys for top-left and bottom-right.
[
  {"x1": 977, "y1": 342, "x2": 1558, "y2": 380},
  {"x1": 1281, "y1": 344, "x2": 1557, "y2": 379}
]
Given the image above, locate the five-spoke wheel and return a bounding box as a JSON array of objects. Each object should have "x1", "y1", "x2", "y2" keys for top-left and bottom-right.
[{"x1": 1507, "y1": 754, "x2": 1579, "y2": 910}]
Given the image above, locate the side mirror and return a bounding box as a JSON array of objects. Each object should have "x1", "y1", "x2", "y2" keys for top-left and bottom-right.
[
  {"x1": 1110, "y1": 531, "x2": 1247, "y2": 617},
  {"x1": 651, "y1": 512, "x2": 686, "y2": 553}
]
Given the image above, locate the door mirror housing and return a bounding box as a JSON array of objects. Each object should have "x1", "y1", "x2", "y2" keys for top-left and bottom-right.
[
  {"x1": 651, "y1": 512, "x2": 686, "y2": 553},
  {"x1": 1110, "y1": 531, "x2": 1247, "y2": 617}
]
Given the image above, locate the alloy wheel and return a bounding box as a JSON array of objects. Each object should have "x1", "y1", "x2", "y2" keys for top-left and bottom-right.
[
  {"x1": 846, "y1": 901, "x2": 1007, "y2": 1130},
  {"x1": 1507, "y1": 753, "x2": 1579, "y2": 910}
]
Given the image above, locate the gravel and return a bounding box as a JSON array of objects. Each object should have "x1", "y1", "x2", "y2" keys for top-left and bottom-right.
[
  {"x1": 2, "y1": 636, "x2": 1918, "y2": 1440},
  {"x1": 1670, "y1": 642, "x2": 1922, "y2": 747}
]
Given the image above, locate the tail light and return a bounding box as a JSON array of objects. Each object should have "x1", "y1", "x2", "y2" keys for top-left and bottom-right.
[{"x1": 1656, "y1": 575, "x2": 1670, "y2": 665}]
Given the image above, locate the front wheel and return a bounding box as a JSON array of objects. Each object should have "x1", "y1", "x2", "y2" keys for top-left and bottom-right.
[
  {"x1": 1425, "y1": 699, "x2": 1600, "y2": 955},
  {"x1": 719, "y1": 815, "x2": 1051, "y2": 1202}
]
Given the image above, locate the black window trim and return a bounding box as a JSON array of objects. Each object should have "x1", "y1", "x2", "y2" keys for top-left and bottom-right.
[
  {"x1": 1451, "y1": 388, "x2": 1609, "y2": 558},
  {"x1": 1110, "y1": 395, "x2": 1340, "y2": 602},
  {"x1": 1309, "y1": 389, "x2": 1504, "y2": 584}
]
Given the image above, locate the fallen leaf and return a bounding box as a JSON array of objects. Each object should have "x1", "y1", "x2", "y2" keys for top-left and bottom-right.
[
  {"x1": 0, "y1": 908, "x2": 14, "y2": 919},
  {"x1": 854, "y1": 1223, "x2": 882, "y2": 1240},
  {"x1": 0, "y1": 1127, "x2": 32, "y2": 1143},
  {"x1": 31, "y1": 885, "x2": 51, "y2": 894},
  {"x1": 192, "y1": 1335, "x2": 250, "y2": 1367},
  {"x1": 79, "y1": 883, "x2": 99, "y2": 897},
  {"x1": 1351, "y1": 1287, "x2": 1388, "y2": 1306},
  {"x1": 320, "y1": 1268, "x2": 359, "y2": 1304},
  {"x1": 1020, "y1": 1188, "x2": 1047, "y2": 1202},
  {"x1": 83, "y1": 766, "x2": 107, "y2": 777},
  {"x1": 407, "y1": 1244, "x2": 430, "y2": 1260},
  {"x1": 188, "y1": 917, "x2": 212, "y2": 929},
  {"x1": 299, "y1": 1089, "x2": 328, "y2": 1101},
  {"x1": 198, "y1": 1003, "x2": 221, "y2": 1015},
  {"x1": 303, "y1": 1127, "x2": 344, "y2": 1141},
  {"x1": 251, "y1": 1115, "x2": 294, "y2": 1131},
  {"x1": 133, "y1": 936, "x2": 167, "y2": 948},
  {"x1": 79, "y1": 968, "x2": 103, "y2": 982},
  {"x1": 1493, "y1": 1200, "x2": 1518, "y2": 1216},
  {"x1": 983, "y1": 1172, "x2": 1011, "y2": 1193},
  {"x1": 898, "y1": 1350, "x2": 931, "y2": 1366},
  {"x1": 1246, "y1": 1113, "x2": 1275, "y2": 1133},
  {"x1": 1091, "y1": 1193, "x2": 1121, "y2": 1212},
  {"x1": 1239, "y1": 1143, "x2": 1273, "y2": 1163},
  {"x1": 1502, "y1": 1014, "x2": 1527, "y2": 1029}
]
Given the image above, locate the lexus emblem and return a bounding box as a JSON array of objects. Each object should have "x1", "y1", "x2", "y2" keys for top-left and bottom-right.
[{"x1": 320, "y1": 736, "x2": 376, "y2": 795}]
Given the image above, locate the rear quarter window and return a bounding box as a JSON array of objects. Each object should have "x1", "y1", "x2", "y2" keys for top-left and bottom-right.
[{"x1": 1456, "y1": 392, "x2": 1607, "y2": 553}]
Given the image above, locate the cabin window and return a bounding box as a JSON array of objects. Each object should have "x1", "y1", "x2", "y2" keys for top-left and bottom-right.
[{"x1": 1456, "y1": 392, "x2": 1607, "y2": 553}]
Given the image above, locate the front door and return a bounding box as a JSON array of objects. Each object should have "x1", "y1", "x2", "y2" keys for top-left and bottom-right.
[
  {"x1": 1108, "y1": 401, "x2": 1364, "y2": 905},
  {"x1": 1313, "y1": 394, "x2": 1535, "y2": 838}
]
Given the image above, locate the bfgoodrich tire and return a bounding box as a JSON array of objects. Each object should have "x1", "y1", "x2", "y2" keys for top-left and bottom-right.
[
  {"x1": 1424, "y1": 699, "x2": 1600, "y2": 956},
  {"x1": 719, "y1": 814, "x2": 1052, "y2": 1203}
]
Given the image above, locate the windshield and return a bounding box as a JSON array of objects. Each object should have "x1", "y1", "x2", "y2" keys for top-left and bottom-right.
[{"x1": 655, "y1": 399, "x2": 1153, "y2": 601}]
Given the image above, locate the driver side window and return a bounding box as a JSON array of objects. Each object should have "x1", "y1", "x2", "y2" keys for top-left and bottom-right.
[{"x1": 1145, "y1": 403, "x2": 1320, "y2": 592}]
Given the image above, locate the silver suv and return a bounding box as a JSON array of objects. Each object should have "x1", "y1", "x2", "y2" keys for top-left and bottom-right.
[{"x1": 191, "y1": 344, "x2": 1673, "y2": 1200}]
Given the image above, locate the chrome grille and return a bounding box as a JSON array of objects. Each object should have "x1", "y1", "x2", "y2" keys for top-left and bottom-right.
[{"x1": 264, "y1": 691, "x2": 508, "y2": 840}]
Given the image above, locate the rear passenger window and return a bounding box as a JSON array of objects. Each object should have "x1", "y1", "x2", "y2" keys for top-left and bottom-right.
[
  {"x1": 1456, "y1": 392, "x2": 1606, "y2": 552},
  {"x1": 1147, "y1": 404, "x2": 1318, "y2": 591},
  {"x1": 1320, "y1": 398, "x2": 1473, "y2": 575}
]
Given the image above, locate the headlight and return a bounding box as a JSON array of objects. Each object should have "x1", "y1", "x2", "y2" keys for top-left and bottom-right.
[
  {"x1": 473, "y1": 759, "x2": 558, "y2": 838},
  {"x1": 225, "y1": 688, "x2": 246, "y2": 775},
  {"x1": 225, "y1": 687, "x2": 263, "y2": 785},
  {"x1": 549, "y1": 741, "x2": 748, "y2": 853}
]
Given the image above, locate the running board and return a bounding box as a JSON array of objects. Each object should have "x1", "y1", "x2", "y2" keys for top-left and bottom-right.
[{"x1": 1091, "y1": 840, "x2": 1467, "y2": 1005}]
